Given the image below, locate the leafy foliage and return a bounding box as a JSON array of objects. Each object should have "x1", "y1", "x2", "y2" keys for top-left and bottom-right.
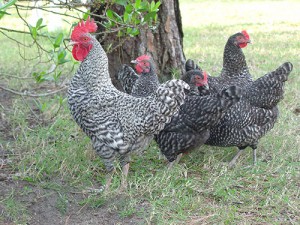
[
  {"x1": 0, "y1": 0, "x2": 161, "y2": 93},
  {"x1": 0, "y1": 0, "x2": 17, "y2": 19},
  {"x1": 103, "y1": 0, "x2": 161, "y2": 37}
]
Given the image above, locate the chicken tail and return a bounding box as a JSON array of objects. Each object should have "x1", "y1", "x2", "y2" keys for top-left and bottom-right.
[
  {"x1": 115, "y1": 64, "x2": 139, "y2": 94},
  {"x1": 185, "y1": 59, "x2": 202, "y2": 72},
  {"x1": 152, "y1": 80, "x2": 190, "y2": 130},
  {"x1": 244, "y1": 62, "x2": 293, "y2": 109}
]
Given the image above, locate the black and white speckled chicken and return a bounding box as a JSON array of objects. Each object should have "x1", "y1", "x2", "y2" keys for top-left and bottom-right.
[
  {"x1": 116, "y1": 55, "x2": 159, "y2": 97},
  {"x1": 154, "y1": 70, "x2": 241, "y2": 167},
  {"x1": 186, "y1": 30, "x2": 293, "y2": 167},
  {"x1": 186, "y1": 30, "x2": 252, "y2": 94},
  {"x1": 67, "y1": 18, "x2": 189, "y2": 190}
]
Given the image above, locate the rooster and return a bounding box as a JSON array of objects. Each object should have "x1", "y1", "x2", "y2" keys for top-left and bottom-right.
[
  {"x1": 116, "y1": 55, "x2": 159, "y2": 97},
  {"x1": 67, "y1": 18, "x2": 189, "y2": 190},
  {"x1": 155, "y1": 70, "x2": 241, "y2": 167},
  {"x1": 186, "y1": 30, "x2": 293, "y2": 167}
]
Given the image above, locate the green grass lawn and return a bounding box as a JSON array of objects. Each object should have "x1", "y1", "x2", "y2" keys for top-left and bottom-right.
[{"x1": 0, "y1": 0, "x2": 299, "y2": 224}]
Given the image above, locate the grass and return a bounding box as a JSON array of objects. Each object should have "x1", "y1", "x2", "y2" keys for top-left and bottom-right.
[{"x1": 0, "y1": 0, "x2": 300, "y2": 224}]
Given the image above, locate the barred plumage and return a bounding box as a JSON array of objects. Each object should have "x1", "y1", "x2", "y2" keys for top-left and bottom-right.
[
  {"x1": 67, "y1": 19, "x2": 189, "y2": 189},
  {"x1": 155, "y1": 70, "x2": 241, "y2": 165},
  {"x1": 186, "y1": 31, "x2": 293, "y2": 166},
  {"x1": 117, "y1": 55, "x2": 160, "y2": 98}
]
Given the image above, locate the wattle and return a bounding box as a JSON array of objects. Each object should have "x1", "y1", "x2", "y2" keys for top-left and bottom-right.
[
  {"x1": 239, "y1": 43, "x2": 248, "y2": 48},
  {"x1": 135, "y1": 65, "x2": 143, "y2": 74},
  {"x1": 72, "y1": 44, "x2": 92, "y2": 61}
]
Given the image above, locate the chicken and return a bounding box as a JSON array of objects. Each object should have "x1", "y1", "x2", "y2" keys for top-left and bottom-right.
[
  {"x1": 67, "y1": 18, "x2": 189, "y2": 190},
  {"x1": 155, "y1": 70, "x2": 241, "y2": 167},
  {"x1": 186, "y1": 30, "x2": 293, "y2": 167},
  {"x1": 116, "y1": 55, "x2": 160, "y2": 97},
  {"x1": 186, "y1": 30, "x2": 252, "y2": 94}
]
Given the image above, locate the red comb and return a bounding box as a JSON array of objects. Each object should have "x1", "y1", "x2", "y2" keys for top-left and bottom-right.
[
  {"x1": 71, "y1": 16, "x2": 98, "y2": 40},
  {"x1": 203, "y1": 71, "x2": 208, "y2": 82},
  {"x1": 136, "y1": 55, "x2": 151, "y2": 61},
  {"x1": 241, "y1": 30, "x2": 250, "y2": 40}
]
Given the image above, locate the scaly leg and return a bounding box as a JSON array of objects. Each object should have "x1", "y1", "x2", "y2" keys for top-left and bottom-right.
[
  {"x1": 105, "y1": 170, "x2": 115, "y2": 191},
  {"x1": 228, "y1": 148, "x2": 245, "y2": 168},
  {"x1": 252, "y1": 148, "x2": 257, "y2": 165},
  {"x1": 120, "y1": 163, "x2": 130, "y2": 191}
]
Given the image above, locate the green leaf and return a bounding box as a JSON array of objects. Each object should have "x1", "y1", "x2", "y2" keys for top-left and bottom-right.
[
  {"x1": 134, "y1": 0, "x2": 141, "y2": 9},
  {"x1": 115, "y1": 0, "x2": 127, "y2": 6},
  {"x1": 126, "y1": 27, "x2": 139, "y2": 36},
  {"x1": 53, "y1": 71, "x2": 62, "y2": 82},
  {"x1": 57, "y1": 48, "x2": 70, "y2": 65},
  {"x1": 82, "y1": 10, "x2": 90, "y2": 20},
  {"x1": 29, "y1": 26, "x2": 37, "y2": 40},
  {"x1": 150, "y1": 1, "x2": 155, "y2": 11},
  {"x1": 112, "y1": 11, "x2": 122, "y2": 22},
  {"x1": 36, "y1": 18, "x2": 43, "y2": 29},
  {"x1": 0, "y1": 0, "x2": 17, "y2": 19},
  {"x1": 154, "y1": 1, "x2": 161, "y2": 11},
  {"x1": 32, "y1": 71, "x2": 47, "y2": 83},
  {"x1": 0, "y1": 0, "x2": 18, "y2": 10},
  {"x1": 123, "y1": 12, "x2": 130, "y2": 23},
  {"x1": 0, "y1": 10, "x2": 10, "y2": 16},
  {"x1": 130, "y1": 28, "x2": 139, "y2": 36},
  {"x1": 144, "y1": 11, "x2": 157, "y2": 22},
  {"x1": 106, "y1": 9, "x2": 114, "y2": 20},
  {"x1": 125, "y1": 4, "x2": 133, "y2": 13},
  {"x1": 37, "y1": 25, "x2": 46, "y2": 30},
  {"x1": 53, "y1": 33, "x2": 64, "y2": 49}
]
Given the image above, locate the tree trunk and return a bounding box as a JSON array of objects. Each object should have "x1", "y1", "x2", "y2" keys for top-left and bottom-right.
[{"x1": 91, "y1": 0, "x2": 185, "y2": 90}]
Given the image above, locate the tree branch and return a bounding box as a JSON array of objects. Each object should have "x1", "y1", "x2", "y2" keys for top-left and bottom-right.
[{"x1": 0, "y1": 85, "x2": 67, "y2": 97}]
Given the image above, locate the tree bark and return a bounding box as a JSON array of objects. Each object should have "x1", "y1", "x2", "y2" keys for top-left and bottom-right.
[{"x1": 91, "y1": 0, "x2": 185, "y2": 90}]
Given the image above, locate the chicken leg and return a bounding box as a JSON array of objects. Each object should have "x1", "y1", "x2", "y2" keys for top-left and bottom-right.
[{"x1": 120, "y1": 163, "x2": 130, "y2": 191}]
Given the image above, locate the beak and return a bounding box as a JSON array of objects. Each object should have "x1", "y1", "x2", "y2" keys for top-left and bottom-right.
[
  {"x1": 247, "y1": 39, "x2": 252, "y2": 44},
  {"x1": 131, "y1": 59, "x2": 138, "y2": 64},
  {"x1": 203, "y1": 84, "x2": 209, "y2": 90},
  {"x1": 68, "y1": 40, "x2": 78, "y2": 46}
]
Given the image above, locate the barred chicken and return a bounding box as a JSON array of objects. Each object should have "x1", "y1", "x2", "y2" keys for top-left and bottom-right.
[
  {"x1": 155, "y1": 70, "x2": 241, "y2": 167},
  {"x1": 67, "y1": 18, "x2": 189, "y2": 190},
  {"x1": 186, "y1": 30, "x2": 293, "y2": 167},
  {"x1": 116, "y1": 55, "x2": 159, "y2": 97}
]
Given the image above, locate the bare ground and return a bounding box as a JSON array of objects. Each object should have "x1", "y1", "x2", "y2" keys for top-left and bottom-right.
[{"x1": 0, "y1": 89, "x2": 149, "y2": 225}]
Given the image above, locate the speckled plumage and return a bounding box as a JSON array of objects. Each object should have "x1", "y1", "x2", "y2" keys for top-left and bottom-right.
[
  {"x1": 206, "y1": 62, "x2": 293, "y2": 149},
  {"x1": 186, "y1": 31, "x2": 293, "y2": 164},
  {"x1": 116, "y1": 59, "x2": 160, "y2": 98},
  {"x1": 116, "y1": 65, "x2": 139, "y2": 94},
  {"x1": 155, "y1": 70, "x2": 241, "y2": 162},
  {"x1": 68, "y1": 33, "x2": 189, "y2": 173}
]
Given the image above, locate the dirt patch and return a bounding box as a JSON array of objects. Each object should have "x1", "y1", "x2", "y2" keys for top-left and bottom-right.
[{"x1": 0, "y1": 179, "x2": 149, "y2": 225}]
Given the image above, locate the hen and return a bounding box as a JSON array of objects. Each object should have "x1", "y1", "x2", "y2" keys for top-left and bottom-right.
[
  {"x1": 187, "y1": 30, "x2": 293, "y2": 167},
  {"x1": 155, "y1": 70, "x2": 241, "y2": 167},
  {"x1": 116, "y1": 55, "x2": 159, "y2": 97},
  {"x1": 67, "y1": 18, "x2": 189, "y2": 190}
]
